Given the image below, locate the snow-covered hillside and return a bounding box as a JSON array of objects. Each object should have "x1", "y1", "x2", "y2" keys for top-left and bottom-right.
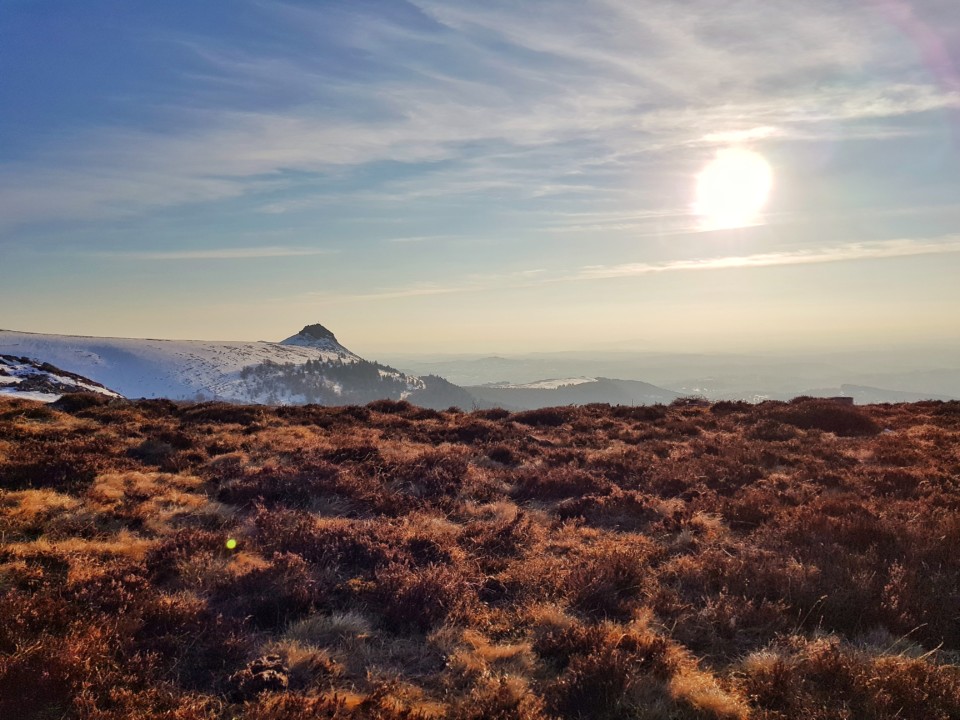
[
  {"x1": 0, "y1": 325, "x2": 480, "y2": 408},
  {"x1": 0, "y1": 355, "x2": 123, "y2": 403},
  {"x1": 0, "y1": 325, "x2": 375, "y2": 403}
]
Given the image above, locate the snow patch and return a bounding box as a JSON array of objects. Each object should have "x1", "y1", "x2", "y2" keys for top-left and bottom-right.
[
  {"x1": 0, "y1": 389, "x2": 63, "y2": 403},
  {"x1": 488, "y1": 377, "x2": 597, "y2": 390}
]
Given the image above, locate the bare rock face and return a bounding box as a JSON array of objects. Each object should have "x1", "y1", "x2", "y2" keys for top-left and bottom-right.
[
  {"x1": 278, "y1": 323, "x2": 354, "y2": 356},
  {"x1": 298, "y1": 323, "x2": 338, "y2": 343},
  {"x1": 228, "y1": 655, "x2": 289, "y2": 700}
]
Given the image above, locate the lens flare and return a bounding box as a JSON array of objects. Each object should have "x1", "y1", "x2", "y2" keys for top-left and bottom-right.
[
  {"x1": 225, "y1": 538, "x2": 238, "y2": 550},
  {"x1": 695, "y1": 148, "x2": 773, "y2": 230}
]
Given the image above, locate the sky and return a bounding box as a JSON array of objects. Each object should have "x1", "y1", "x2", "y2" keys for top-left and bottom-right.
[{"x1": 2, "y1": 0, "x2": 959, "y2": 355}]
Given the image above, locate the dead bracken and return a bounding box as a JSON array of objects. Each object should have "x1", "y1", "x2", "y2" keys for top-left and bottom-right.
[{"x1": 1, "y1": 394, "x2": 958, "y2": 719}]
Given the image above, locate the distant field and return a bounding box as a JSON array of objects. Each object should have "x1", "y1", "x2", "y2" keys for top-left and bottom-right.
[{"x1": 1, "y1": 395, "x2": 958, "y2": 719}]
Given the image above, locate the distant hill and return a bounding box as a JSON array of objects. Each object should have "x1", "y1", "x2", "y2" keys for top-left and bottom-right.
[
  {"x1": 467, "y1": 376, "x2": 681, "y2": 409},
  {"x1": 803, "y1": 384, "x2": 957, "y2": 404},
  {"x1": 392, "y1": 349, "x2": 960, "y2": 403}
]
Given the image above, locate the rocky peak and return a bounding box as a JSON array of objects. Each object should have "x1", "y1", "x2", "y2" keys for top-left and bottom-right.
[
  {"x1": 279, "y1": 323, "x2": 355, "y2": 355},
  {"x1": 297, "y1": 324, "x2": 338, "y2": 343}
]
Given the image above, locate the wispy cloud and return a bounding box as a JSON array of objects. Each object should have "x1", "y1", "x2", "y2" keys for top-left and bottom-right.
[
  {"x1": 286, "y1": 236, "x2": 960, "y2": 306},
  {"x1": 101, "y1": 246, "x2": 335, "y2": 260},
  {"x1": 2, "y1": 0, "x2": 957, "y2": 230},
  {"x1": 303, "y1": 268, "x2": 551, "y2": 304},
  {"x1": 578, "y1": 237, "x2": 960, "y2": 279},
  {"x1": 541, "y1": 208, "x2": 695, "y2": 234}
]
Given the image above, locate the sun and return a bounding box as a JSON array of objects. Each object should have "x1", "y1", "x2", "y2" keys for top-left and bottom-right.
[{"x1": 695, "y1": 147, "x2": 773, "y2": 230}]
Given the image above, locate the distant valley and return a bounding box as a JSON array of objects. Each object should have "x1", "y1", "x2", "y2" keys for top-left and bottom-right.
[
  {"x1": 467, "y1": 377, "x2": 680, "y2": 410},
  {"x1": 390, "y1": 348, "x2": 960, "y2": 405}
]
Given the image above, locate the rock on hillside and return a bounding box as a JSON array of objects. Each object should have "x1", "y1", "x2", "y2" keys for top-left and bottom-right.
[{"x1": 0, "y1": 354, "x2": 123, "y2": 403}]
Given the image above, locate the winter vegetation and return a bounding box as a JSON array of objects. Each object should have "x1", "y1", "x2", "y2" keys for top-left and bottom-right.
[
  {"x1": 238, "y1": 358, "x2": 419, "y2": 406},
  {"x1": 1, "y1": 394, "x2": 959, "y2": 718}
]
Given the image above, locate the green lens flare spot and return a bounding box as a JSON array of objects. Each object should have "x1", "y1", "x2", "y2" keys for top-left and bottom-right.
[{"x1": 225, "y1": 538, "x2": 238, "y2": 550}]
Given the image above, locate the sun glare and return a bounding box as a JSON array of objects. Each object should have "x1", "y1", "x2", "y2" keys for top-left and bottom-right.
[{"x1": 695, "y1": 147, "x2": 773, "y2": 230}]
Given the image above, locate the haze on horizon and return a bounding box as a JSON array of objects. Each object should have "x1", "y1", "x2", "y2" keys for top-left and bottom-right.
[{"x1": 2, "y1": 1, "x2": 959, "y2": 357}]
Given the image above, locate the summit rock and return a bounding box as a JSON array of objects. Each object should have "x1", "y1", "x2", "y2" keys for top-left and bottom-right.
[
  {"x1": 279, "y1": 324, "x2": 355, "y2": 355},
  {"x1": 298, "y1": 324, "x2": 338, "y2": 342}
]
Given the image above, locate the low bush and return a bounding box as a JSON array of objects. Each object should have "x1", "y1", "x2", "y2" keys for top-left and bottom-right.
[
  {"x1": 768, "y1": 399, "x2": 881, "y2": 437},
  {"x1": 511, "y1": 466, "x2": 611, "y2": 500},
  {"x1": 51, "y1": 392, "x2": 112, "y2": 413},
  {"x1": 374, "y1": 562, "x2": 476, "y2": 631},
  {"x1": 181, "y1": 402, "x2": 264, "y2": 426},
  {"x1": 217, "y1": 462, "x2": 340, "y2": 508},
  {"x1": 512, "y1": 407, "x2": 575, "y2": 427},
  {"x1": 565, "y1": 543, "x2": 655, "y2": 619}
]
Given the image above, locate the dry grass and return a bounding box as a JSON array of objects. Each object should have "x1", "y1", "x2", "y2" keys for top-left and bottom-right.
[{"x1": 1, "y1": 394, "x2": 959, "y2": 718}]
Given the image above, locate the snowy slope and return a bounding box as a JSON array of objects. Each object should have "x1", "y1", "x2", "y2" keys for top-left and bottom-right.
[
  {"x1": 486, "y1": 377, "x2": 597, "y2": 390},
  {"x1": 0, "y1": 325, "x2": 362, "y2": 403},
  {"x1": 0, "y1": 355, "x2": 123, "y2": 403}
]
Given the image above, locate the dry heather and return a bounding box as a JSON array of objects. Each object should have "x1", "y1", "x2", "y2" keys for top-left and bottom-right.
[{"x1": 1, "y1": 395, "x2": 959, "y2": 719}]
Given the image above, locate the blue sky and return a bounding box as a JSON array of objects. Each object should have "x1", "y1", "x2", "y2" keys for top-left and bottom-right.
[{"x1": 2, "y1": 0, "x2": 959, "y2": 354}]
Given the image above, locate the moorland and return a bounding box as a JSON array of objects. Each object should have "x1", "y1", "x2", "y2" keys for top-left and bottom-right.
[{"x1": 1, "y1": 394, "x2": 958, "y2": 719}]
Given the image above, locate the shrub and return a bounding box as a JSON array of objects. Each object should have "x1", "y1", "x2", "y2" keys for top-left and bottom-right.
[
  {"x1": 374, "y1": 562, "x2": 475, "y2": 631},
  {"x1": 128, "y1": 438, "x2": 180, "y2": 467},
  {"x1": 51, "y1": 392, "x2": 113, "y2": 412},
  {"x1": 450, "y1": 677, "x2": 547, "y2": 720},
  {"x1": 367, "y1": 398, "x2": 415, "y2": 414},
  {"x1": 769, "y1": 399, "x2": 881, "y2": 437},
  {"x1": 217, "y1": 461, "x2": 340, "y2": 508},
  {"x1": 555, "y1": 487, "x2": 660, "y2": 531},
  {"x1": 486, "y1": 444, "x2": 518, "y2": 466},
  {"x1": 541, "y1": 621, "x2": 678, "y2": 719},
  {"x1": 322, "y1": 443, "x2": 381, "y2": 464},
  {"x1": 566, "y1": 544, "x2": 654, "y2": 619},
  {"x1": 216, "y1": 552, "x2": 322, "y2": 629},
  {"x1": 447, "y1": 419, "x2": 506, "y2": 444},
  {"x1": 511, "y1": 466, "x2": 611, "y2": 501},
  {"x1": 671, "y1": 396, "x2": 710, "y2": 408},
  {"x1": 181, "y1": 402, "x2": 264, "y2": 426},
  {"x1": 747, "y1": 419, "x2": 799, "y2": 441},
  {"x1": 386, "y1": 450, "x2": 469, "y2": 501},
  {"x1": 461, "y1": 507, "x2": 536, "y2": 573},
  {"x1": 739, "y1": 635, "x2": 960, "y2": 719},
  {"x1": 472, "y1": 407, "x2": 512, "y2": 421},
  {"x1": 610, "y1": 404, "x2": 668, "y2": 421},
  {"x1": 0, "y1": 436, "x2": 109, "y2": 492},
  {"x1": 710, "y1": 400, "x2": 751, "y2": 416},
  {"x1": 238, "y1": 692, "x2": 351, "y2": 719},
  {"x1": 512, "y1": 407, "x2": 575, "y2": 427}
]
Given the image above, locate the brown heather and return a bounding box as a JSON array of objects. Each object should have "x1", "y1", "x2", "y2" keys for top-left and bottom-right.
[{"x1": 1, "y1": 395, "x2": 959, "y2": 718}]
